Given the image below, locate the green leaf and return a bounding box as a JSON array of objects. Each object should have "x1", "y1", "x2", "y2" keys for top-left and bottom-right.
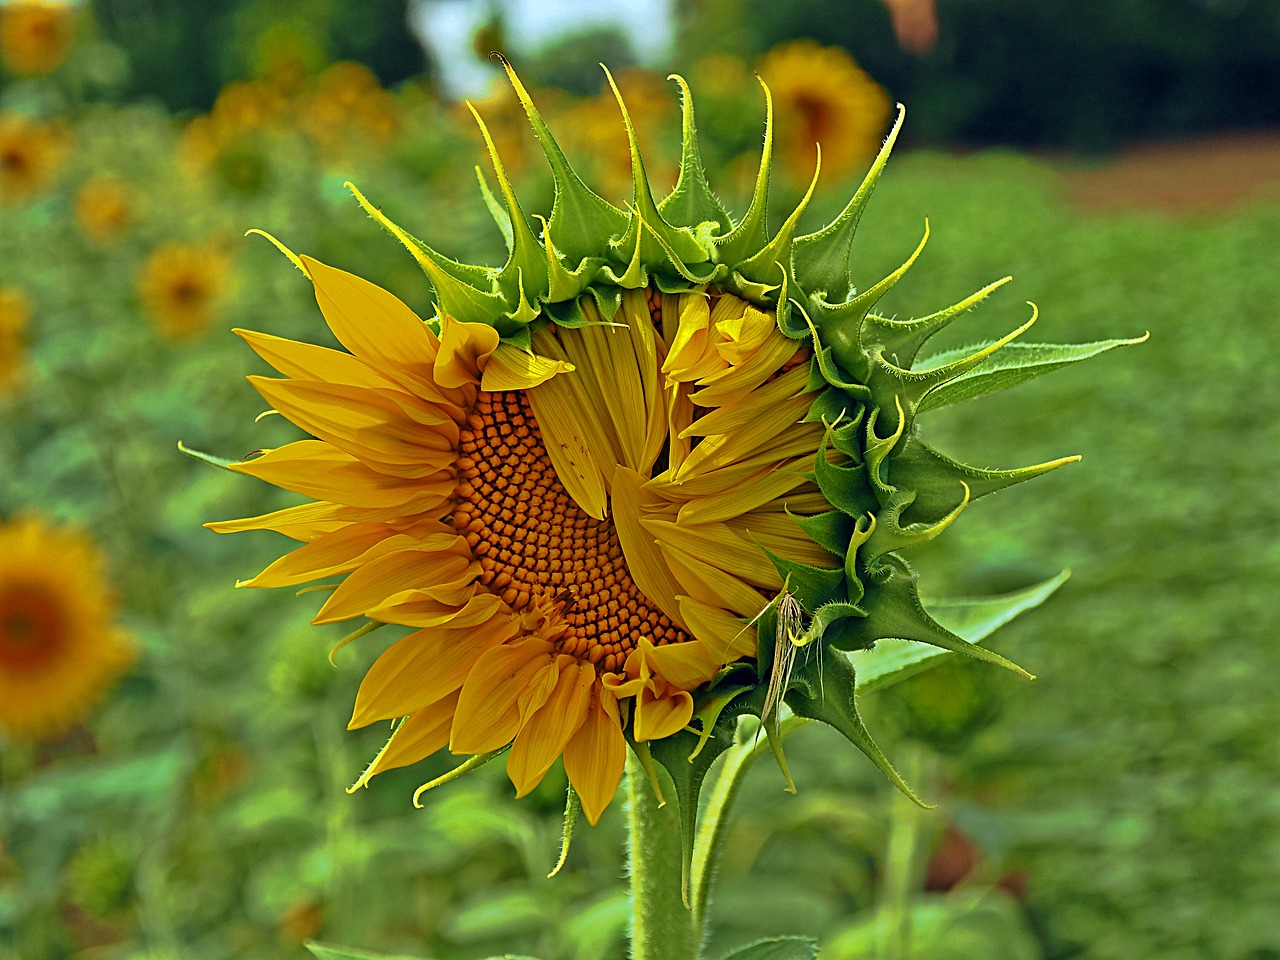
[
  {"x1": 861, "y1": 276, "x2": 1012, "y2": 370},
  {"x1": 647, "y1": 717, "x2": 740, "y2": 904},
  {"x1": 720, "y1": 935, "x2": 819, "y2": 960},
  {"x1": 789, "y1": 508, "x2": 854, "y2": 558},
  {"x1": 760, "y1": 546, "x2": 846, "y2": 612},
  {"x1": 305, "y1": 942, "x2": 437, "y2": 960},
  {"x1": 916, "y1": 336, "x2": 1148, "y2": 412},
  {"x1": 498, "y1": 59, "x2": 628, "y2": 265},
  {"x1": 852, "y1": 569, "x2": 1069, "y2": 694}
]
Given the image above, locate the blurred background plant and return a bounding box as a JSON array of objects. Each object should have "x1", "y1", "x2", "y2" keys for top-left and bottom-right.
[{"x1": 1, "y1": 1, "x2": 1277, "y2": 959}]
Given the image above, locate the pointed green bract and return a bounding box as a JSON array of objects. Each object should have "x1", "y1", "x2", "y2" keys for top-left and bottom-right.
[{"x1": 659, "y1": 75, "x2": 732, "y2": 235}]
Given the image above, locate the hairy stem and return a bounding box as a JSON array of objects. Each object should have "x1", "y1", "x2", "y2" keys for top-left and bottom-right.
[
  {"x1": 628, "y1": 751, "x2": 700, "y2": 960},
  {"x1": 878, "y1": 744, "x2": 933, "y2": 960}
]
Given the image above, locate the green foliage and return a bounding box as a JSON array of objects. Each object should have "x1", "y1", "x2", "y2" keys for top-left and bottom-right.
[
  {"x1": 1, "y1": 42, "x2": 1276, "y2": 960},
  {"x1": 720, "y1": 936, "x2": 819, "y2": 960},
  {"x1": 710, "y1": 0, "x2": 1280, "y2": 150}
]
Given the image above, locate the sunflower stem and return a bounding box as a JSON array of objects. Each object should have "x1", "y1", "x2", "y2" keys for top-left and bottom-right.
[
  {"x1": 691, "y1": 715, "x2": 812, "y2": 935},
  {"x1": 627, "y1": 751, "x2": 701, "y2": 960},
  {"x1": 877, "y1": 744, "x2": 934, "y2": 960}
]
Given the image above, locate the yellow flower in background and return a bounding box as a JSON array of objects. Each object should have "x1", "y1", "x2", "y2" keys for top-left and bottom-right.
[
  {"x1": 0, "y1": 516, "x2": 135, "y2": 738},
  {"x1": 0, "y1": 112, "x2": 67, "y2": 204},
  {"x1": 210, "y1": 80, "x2": 291, "y2": 138},
  {"x1": 757, "y1": 40, "x2": 891, "y2": 182},
  {"x1": 209, "y1": 256, "x2": 829, "y2": 823},
  {"x1": 179, "y1": 81, "x2": 290, "y2": 192},
  {"x1": 74, "y1": 176, "x2": 133, "y2": 244},
  {"x1": 297, "y1": 61, "x2": 401, "y2": 153},
  {"x1": 0, "y1": 0, "x2": 75, "y2": 76},
  {"x1": 0, "y1": 286, "x2": 31, "y2": 396},
  {"x1": 555, "y1": 68, "x2": 679, "y2": 201},
  {"x1": 457, "y1": 78, "x2": 555, "y2": 180},
  {"x1": 137, "y1": 242, "x2": 232, "y2": 340}
]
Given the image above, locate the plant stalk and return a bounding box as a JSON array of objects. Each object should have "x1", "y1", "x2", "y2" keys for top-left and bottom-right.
[
  {"x1": 627, "y1": 751, "x2": 700, "y2": 960},
  {"x1": 877, "y1": 744, "x2": 934, "y2": 960}
]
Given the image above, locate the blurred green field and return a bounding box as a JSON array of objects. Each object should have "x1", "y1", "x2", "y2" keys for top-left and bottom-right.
[{"x1": 2, "y1": 14, "x2": 1279, "y2": 960}]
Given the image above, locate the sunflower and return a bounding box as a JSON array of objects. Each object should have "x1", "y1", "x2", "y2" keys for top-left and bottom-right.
[
  {"x1": 0, "y1": 0, "x2": 75, "y2": 76},
  {"x1": 297, "y1": 61, "x2": 401, "y2": 154},
  {"x1": 74, "y1": 176, "x2": 133, "y2": 244},
  {"x1": 757, "y1": 40, "x2": 891, "y2": 183},
  {"x1": 137, "y1": 242, "x2": 232, "y2": 340},
  {"x1": 0, "y1": 112, "x2": 67, "y2": 204},
  {"x1": 0, "y1": 516, "x2": 135, "y2": 738},
  {"x1": 206, "y1": 63, "x2": 1137, "y2": 823},
  {"x1": 0, "y1": 286, "x2": 31, "y2": 396}
]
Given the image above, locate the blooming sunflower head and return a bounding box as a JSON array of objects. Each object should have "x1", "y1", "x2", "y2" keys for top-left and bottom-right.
[
  {"x1": 137, "y1": 242, "x2": 233, "y2": 341},
  {"x1": 74, "y1": 176, "x2": 134, "y2": 244},
  {"x1": 0, "y1": 112, "x2": 67, "y2": 205},
  {"x1": 202, "y1": 63, "x2": 1140, "y2": 826},
  {"x1": 0, "y1": 0, "x2": 76, "y2": 77},
  {"x1": 0, "y1": 515, "x2": 135, "y2": 738},
  {"x1": 757, "y1": 40, "x2": 891, "y2": 183}
]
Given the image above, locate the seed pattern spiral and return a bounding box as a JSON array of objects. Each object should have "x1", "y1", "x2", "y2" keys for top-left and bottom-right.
[{"x1": 450, "y1": 390, "x2": 689, "y2": 676}]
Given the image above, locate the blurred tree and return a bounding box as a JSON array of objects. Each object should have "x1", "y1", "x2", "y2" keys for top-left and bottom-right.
[
  {"x1": 676, "y1": 0, "x2": 1280, "y2": 150},
  {"x1": 90, "y1": 0, "x2": 427, "y2": 111},
  {"x1": 512, "y1": 24, "x2": 638, "y2": 96}
]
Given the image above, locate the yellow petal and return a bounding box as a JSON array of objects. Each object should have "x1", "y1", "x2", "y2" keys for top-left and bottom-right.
[
  {"x1": 658, "y1": 543, "x2": 771, "y2": 620},
  {"x1": 301, "y1": 255, "x2": 440, "y2": 369},
  {"x1": 691, "y1": 332, "x2": 802, "y2": 407},
  {"x1": 239, "y1": 522, "x2": 399, "y2": 588},
  {"x1": 480, "y1": 343, "x2": 575, "y2": 391},
  {"x1": 507, "y1": 658, "x2": 595, "y2": 797},
  {"x1": 647, "y1": 640, "x2": 723, "y2": 690},
  {"x1": 642, "y1": 517, "x2": 779, "y2": 589},
  {"x1": 634, "y1": 686, "x2": 693, "y2": 742},
  {"x1": 714, "y1": 303, "x2": 776, "y2": 362},
  {"x1": 563, "y1": 687, "x2": 625, "y2": 825},
  {"x1": 678, "y1": 596, "x2": 758, "y2": 663},
  {"x1": 230, "y1": 441, "x2": 453, "y2": 509},
  {"x1": 675, "y1": 466, "x2": 810, "y2": 525},
  {"x1": 234, "y1": 328, "x2": 389, "y2": 390},
  {"x1": 204, "y1": 501, "x2": 359, "y2": 540},
  {"x1": 349, "y1": 691, "x2": 460, "y2": 790},
  {"x1": 367, "y1": 590, "x2": 505, "y2": 629},
  {"x1": 662, "y1": 291, "x2": 712, "y2": 377},
  {"x1": 526, "y1": 330, "x2": 610, "y2": 521},
  {"x1": 436, "y1": 314, "x2": 500, "y2": 389},
  {"x1": 349, "y1": 611, "x2": 518, "y2": 727},
  {"x1": 610, "y1": 467, "x2": 689, "y2": 631},
  {"x1": 450, "y1": 637, "x2": 555, "y2": 754},
  {"x1": 313, "y1": 542, "x2": 474, "y2": 623},
  {"x1": 680, "y1": 367, "x2": 810, "y2": 440},
  {"x1": 726, "y1": 511, "x2": 840, "y2": 569},
  {"x1": 247, "y1": 376, "x2": 456, "y2": 475}
]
